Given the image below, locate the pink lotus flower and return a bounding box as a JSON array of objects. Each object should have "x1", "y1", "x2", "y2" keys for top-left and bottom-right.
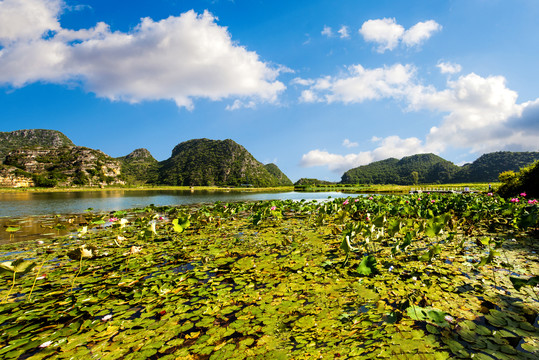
[
  {"x1": 417, "y1": 197, "x2": 421, "y2": 201},
  {"x1": 520, "y1": 192, "x2": 527, "y2": 197},
  {"x1": 343, "y1": 200, "x2": 349, "y2": 205},
  {"x1": 431, "y1": 200, "x2": 436, "y2": 203},
  {"x1": 270, "y1": 206, "x2": 277, "y2": 211},
  {"x1": 487, "y1": 193, "x2": 493, "y2": 196},
  {"x1": 510, "y1": 198, "x2": 519, "y2": 203},
  {"x1": 528, "y1": 199, "x2": 538, "y2": 204},
  {"x1": 354, "y1": 198, "x2": 360, "y2": 202},
  {"x1": 368, "y1": 197, "x2": 373, "y2": 200},
  {"x1": 108, "y1": 217, "x2": 119, "y2": 222}
]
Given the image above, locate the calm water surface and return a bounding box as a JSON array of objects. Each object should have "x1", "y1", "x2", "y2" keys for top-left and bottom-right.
[
  {"x1": 0, "y1": 190, "x2": 365, "y2": 242},
  {"x1": 0, "y1": 190, "x2": 360, "y2": 218}
]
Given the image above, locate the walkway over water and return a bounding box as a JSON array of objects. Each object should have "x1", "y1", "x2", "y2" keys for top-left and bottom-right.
[{"x1": 409, "y1": 187, "x2": 479, "y2": 194}]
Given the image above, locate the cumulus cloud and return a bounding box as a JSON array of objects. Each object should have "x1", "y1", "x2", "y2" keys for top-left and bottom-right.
[
  {"x1": 0, "y1": 0, "x2": 62, "y2": 45},
  {"x1": 437, "y1": 61, "x2": 462, "y2": 74},
  {"x1": 359, "y1": 18, "x2": 404, "y2": 52},
  {"x1": 342, "y1": 138, "x2": 358, "y2": 148},
  {"x1": 401, "y1": 20, "x2": 442, "y2": 47},
  {"x1": 0, "y1": 1, "x2": 285, "y2": 109},
  {"x1": 295, "y1": 63, "x2": 416, "y2": 104},
  {"x1": 301, "y1": 136, "x2": 436, "y2": 172},
  {"x1": 338, "y1": 26, "x2": 350, "y2": 39},
  {"x1": 359, "y1": 18, "x2": 441, "y2": 52},
  {"x1": 298, "y1": 63, "x2": 539, "y2": 172},
  {"x1": 321, "y1": 25, "x2": 333, "y2": 37}
]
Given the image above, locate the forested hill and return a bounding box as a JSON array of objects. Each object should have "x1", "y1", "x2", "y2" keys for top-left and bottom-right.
[
  {"x1": 341, "y1": 154, "x2": 460, "y2": 185},
  {"x1": 157, "y1": 138, "x2": 287, "y2": 187},
  {"x1": 0, "y1": 129, "x2": 74, "y2": 162},
  {"x1": 453, "y1": 151, "x2": 539, "y2": 183},
  {"x1": 340, "y1": 152, "x2": 539, "y2": 185}
]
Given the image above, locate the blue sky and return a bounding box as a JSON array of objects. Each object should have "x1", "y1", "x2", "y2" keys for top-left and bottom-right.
[{"x1": 1, "y1": 0, "x2": 538, "y2": 182}]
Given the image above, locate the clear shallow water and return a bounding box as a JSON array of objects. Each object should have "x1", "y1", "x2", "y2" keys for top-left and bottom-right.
[{"x1": 0, "y1": 190, "x2": 361, "y2": 218}]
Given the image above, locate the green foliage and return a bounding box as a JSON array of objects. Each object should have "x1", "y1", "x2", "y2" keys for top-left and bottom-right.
[
  {"x1": 498, "y1": 160, "x2": 539, "y2": 198},
  {"x1": 158, "y1": 138, "x2": 287, "y2": 187},
  {"x1": 341, "y1": 151, "x2": 539, "y2": 185},
  {"x1": 0, "y1": 129, "x2": 74, "y2": 162}
]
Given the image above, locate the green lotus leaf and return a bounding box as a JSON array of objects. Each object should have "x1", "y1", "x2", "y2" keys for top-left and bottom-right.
[
  {"x1": 0, "y1": 259, "x2": 36, "y2": 276},
  {"x1": 357, "y1": 255, "x2": 377, "y2": 276}
]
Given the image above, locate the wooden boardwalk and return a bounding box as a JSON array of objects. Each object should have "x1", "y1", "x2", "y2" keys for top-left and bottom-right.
[{"x1": 409, "y1": 187, "x2": 478, "y2": 194}]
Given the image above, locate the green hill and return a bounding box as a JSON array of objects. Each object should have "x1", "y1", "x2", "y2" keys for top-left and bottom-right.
[
  {"x1": 117, "y1": 148, "x2": 159, "y2": 185},
  {"x1": 264, "y1": 163, "x2": 293, "y2": 186},
  {"x1": 340, "y1": 152, "x2": 539, "y2": 185},
  {"x1": 0, "y1": 129, "x2": 74, "y2": 162},
  {"x1": 157, "y1": 139, "x2": 287, "y2": 187},
  {"x1": 341, "y1": 154, "x2": 460, "y2": 185},
  {"x1": 454, "y1": 151, "x2": 539, "y2": 183}
]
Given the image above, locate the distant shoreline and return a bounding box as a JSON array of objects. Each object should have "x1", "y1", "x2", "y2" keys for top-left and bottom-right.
[
  {"x1": 0, "y1": 183, "x2": 495, "y2": 194},
  {"x1": 0, "y1": 185, "x2": 296, "y2": 193}
]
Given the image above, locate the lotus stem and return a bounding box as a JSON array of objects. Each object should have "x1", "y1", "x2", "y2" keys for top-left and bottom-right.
[
  {"x1": 28, "y1": 257, "x2": 47, "y2": 301},
  {"x1": 71, "y1": 256, "x2": 83, "y2": 292},
  {"x1": 3, "y1": 271, "x2": 16, "y2": 303}
]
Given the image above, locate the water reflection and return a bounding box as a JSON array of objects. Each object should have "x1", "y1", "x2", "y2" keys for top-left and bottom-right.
[{"x1": 0, "y1": 190, "x2": 363, "y2": 242}]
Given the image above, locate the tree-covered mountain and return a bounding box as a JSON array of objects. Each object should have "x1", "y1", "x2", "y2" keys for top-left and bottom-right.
[
  {"x1": 157, "y1": 138, "x2": 287, "y2": 187},
  {"x1": 453, "y1": 151, "x2": 539, "y2": 183},
  {"x1": 341, "y1": 154, "x2": 460, "y2": 185},
  {"x1": 0, "y1": 129, "x2": 74, "y2": 162},
  {"x1": 117, "y1": 148, "x2": 159, "y2": 185},
  {"x1": 340, "y1": 152, "x2": 539, "y2": 185},
  {"x1": 264, "y1": 163, "x2": 293, "y2": 186}
]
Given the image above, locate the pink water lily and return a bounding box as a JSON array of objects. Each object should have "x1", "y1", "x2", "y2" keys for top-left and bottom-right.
[
  {"x1": 510, "y1": 198, "x2": 519, "y2": 203},
  {"x1": 343, "y1": 200, "x2": 349, "y2": 205},
  {"x1": 431, "y1": 200, "x2": 436, "y2": 203},
  {"x1": 368, "y1": 196, "x2": 373, "y2": 200},
  {"x1": 487, "y1": 193, "x2": 493, "y2": 196},
  {"x1": 270, "y1": 206, "x2": 277, "y2": 211},
  {"x1": 528, "y1": 199, "x2": 538, "y2": 204},
  {"x1": 108, "y1": 217, "x2": 119, "y2": 222},
  {"x1": 520, "y1": 192, "x2": 527, "y2": 197}
]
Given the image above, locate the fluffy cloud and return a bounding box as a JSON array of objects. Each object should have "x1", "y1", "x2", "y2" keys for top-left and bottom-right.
[
  {"x1": 301, "y1": 136, "x2": 436, "y2": 172},
  {"x1": 342, "y1": 138, "x2": 358, "y2": 148},
  {"x1": 359, "y1": 18, "x2": 404, "y2": 52},
  {"x1": 338, "y1": 26, "x2": 350, "y2": 39},
  {"x1": 294, "y1": 64, "x2": 416, "y2": 104},
  {"x1": 437, "y1": 61, "x2": 462, "y2": 74},
  {"x1": 0, "y1": 2, "x2": 285, "y2": 109},
  {"x1": 401, "y1": 20, "x2": 442, "y2": 47},
  {"x1": 298, "y1": 63, "x2": 539, "y2": 172},
  {"x1": 321, "y1": 25, "x2": 333, "y2": 37},
  {"x1": 0, "y1": 0, "x2": 62, "y2": 45},
  {"x1": 359, "y1": 18, "x2": 441, "y2": 52}
]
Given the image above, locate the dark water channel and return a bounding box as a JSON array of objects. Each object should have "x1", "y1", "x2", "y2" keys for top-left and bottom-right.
[{"x1": 0, "y1": 190, "x2": 360, "y2": 242}]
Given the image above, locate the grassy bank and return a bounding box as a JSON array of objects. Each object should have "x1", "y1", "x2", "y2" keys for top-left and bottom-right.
[
  {"x1": 294, "y1": 183, "x2": 499, "y2": 193},
  {"x1": 0, "y1": 185, "x2": 295, "y2": 193},
  {"x1": 0, "y1": 193, "x2": 537, "y2": 359}
]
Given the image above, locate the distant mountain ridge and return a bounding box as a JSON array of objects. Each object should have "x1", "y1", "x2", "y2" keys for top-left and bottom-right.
[
  {"x1": 341, "y1": 152, "x2": 539, "y2": 185},
  {"x1": 0, "y1": 129, "x2": 74, "y2": 163},
  {"x1": 158, "y1": 138, "x2": 287, "y2": 187},
  {"x1": 0, "y1": 130, "x2": 291, "y2": 188}
]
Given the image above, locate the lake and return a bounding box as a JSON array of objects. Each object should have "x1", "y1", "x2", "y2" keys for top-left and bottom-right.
[{"x1": 0, "y1": 190, "x2": 364, "y2": 242}]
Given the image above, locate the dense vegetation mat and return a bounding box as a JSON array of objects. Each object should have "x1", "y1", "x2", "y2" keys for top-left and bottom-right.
[{"x1": 0, "y1": 193, "x2": 538, "y2": 359}]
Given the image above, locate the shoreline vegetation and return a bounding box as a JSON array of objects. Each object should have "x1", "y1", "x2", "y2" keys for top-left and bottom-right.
[{"x1": 0, "y1": 183, "x2": 496, "y2": 194}]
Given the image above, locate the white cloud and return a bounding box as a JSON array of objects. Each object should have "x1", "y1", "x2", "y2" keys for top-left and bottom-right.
[
  {"x1": 321, "y1": 25, "x2": 333, "y2": 37},
  {"x1": 299, "y1": 89, "x2": 317, "y2": 103},
  {"x1": 0, "y1": 3, "x2": 285, "y2": 109},
  {"x1": 402, "y1": 20, "x2": 442, "y2": 47},
  {"x1": 359, "y1": 18, "x2": 441, "y2": 52},
  {"x1": 359, "y1": 18, "x2": 404, "y2": 52},
  {"x1": 437, "y1": 61, "x2": 462, "y2": 74},
  {"x1": 338, "y1": 26, "x2": 350, "y2": 39},
  {"x1": 342, "y1": 138, "x2": 358, "y2": 148},
  {"x1": 0, "y1": 0, "x2": 62, "y2": 45},
  {"x1": 225, "y1": 99, "x2": 256, "y2": 111},
  {"x1": 296, "y1": 63, "x2": 416, "y2": 104},
  {"x1": 301, "y1": 135, "x2": 436, "y2": 172},
  {"x1": 298, "y1": 64, "x2": 539, "y2": 172}
]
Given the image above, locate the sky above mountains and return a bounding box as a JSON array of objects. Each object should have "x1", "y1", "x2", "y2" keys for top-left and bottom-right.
[{"x1": 1, "y1": 0, "x2": 538, "y2": 182}]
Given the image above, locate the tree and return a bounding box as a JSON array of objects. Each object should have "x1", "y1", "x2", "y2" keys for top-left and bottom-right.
[{"x1": 411, "y1": 171, "x2": 419, "y2": 185}]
